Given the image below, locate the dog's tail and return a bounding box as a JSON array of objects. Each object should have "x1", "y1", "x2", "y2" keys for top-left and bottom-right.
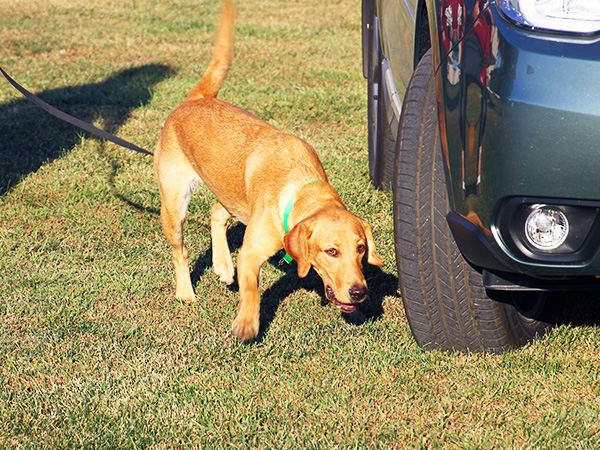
[{"x1": 184, "y1": 2, "x2": 235, "y2": 102}]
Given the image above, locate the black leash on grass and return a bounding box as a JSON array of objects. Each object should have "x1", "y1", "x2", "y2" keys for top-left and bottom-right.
[{"x1": 0, "y1": 65, "x2": 153, "y2": 156}]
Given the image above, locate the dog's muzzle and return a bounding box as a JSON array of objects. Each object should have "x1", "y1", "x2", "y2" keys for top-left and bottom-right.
[{"x1": 326, "y1": 284, "x2": 367, "y2": 313}]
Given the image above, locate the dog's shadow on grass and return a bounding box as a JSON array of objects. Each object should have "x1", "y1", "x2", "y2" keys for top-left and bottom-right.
[
  {"x1": 190, "y1": 224, "x2": 398, "y2": 343},
  {"x1": 257, "y1": 260, "x2": 397, "y2": 341},
  {"x1": 0, "y1": 64, "x2": 174, "y2": 196}
]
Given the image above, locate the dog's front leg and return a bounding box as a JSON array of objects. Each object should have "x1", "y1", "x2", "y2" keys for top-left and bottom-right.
[
  {"x1": 211, "y1": 202, "x2": 235, "y2": 285},
  {"x1": 232, "y1": 248, "x2": 265, "y2": 341},
  {"x1": 232, "y1": 225, "x2": 280, "y2": 341}
]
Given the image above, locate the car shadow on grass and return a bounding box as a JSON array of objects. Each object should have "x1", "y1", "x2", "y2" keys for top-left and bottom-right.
[
  {"x1": 0, "y1": 64, "x2": 174, "y2": 195},
  {"x1": 556, "y1": 291, "x2": 600, "y2": 327}
]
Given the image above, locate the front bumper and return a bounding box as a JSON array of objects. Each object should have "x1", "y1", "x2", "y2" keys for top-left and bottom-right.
[{"x1": 436, "y1": 1, "x2": 600, "y2": 279}]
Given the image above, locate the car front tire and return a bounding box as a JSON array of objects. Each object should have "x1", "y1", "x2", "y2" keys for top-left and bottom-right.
[{"x1": 393, "y1": 50, "x2": 555, "y2": 353}]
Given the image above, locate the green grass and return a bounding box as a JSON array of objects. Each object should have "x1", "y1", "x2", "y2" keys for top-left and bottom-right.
[{"x1": 1, "y1": 0, "x2": 600, "y2": 448}]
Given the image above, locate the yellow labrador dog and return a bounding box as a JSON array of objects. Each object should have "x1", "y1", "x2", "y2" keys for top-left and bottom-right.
[{"x1": 154, "y1": 2, "x2": 384, "y2": 341}]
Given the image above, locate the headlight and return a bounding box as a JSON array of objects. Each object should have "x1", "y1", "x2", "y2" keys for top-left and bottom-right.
[{"x1": 496, "y1": 0, "x2": 600, "y2": 34}]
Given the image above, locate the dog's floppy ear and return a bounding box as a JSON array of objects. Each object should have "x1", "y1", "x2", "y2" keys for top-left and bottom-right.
[
  {"x1": 284, "y1": 222, "x2": 313, "y2": 278},
  {"x1": 361, "y1": 220, "x2": 384, "y2": 267}
]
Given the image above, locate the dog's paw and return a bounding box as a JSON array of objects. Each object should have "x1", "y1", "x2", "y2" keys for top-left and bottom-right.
[
  {"x1": 215, "y1": 266, "x2": 235, "y2": 285},
  {"x1": 232, "y1": 314, "x2": 259, "y2": 342},
  {"x1": 214, "y1": 262, "x2": 235, "y2": 285},
  {"x1": 175, "y1": 287, "x2": 196, "y2": 303}
]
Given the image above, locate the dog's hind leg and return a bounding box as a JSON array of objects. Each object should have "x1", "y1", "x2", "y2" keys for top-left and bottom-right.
[
  {"x1": 211, "y1": 202, "x2": 235, "y2": 285},
  {"x1": 156, "y1": 162, "x2": 200, "y2": 302}
]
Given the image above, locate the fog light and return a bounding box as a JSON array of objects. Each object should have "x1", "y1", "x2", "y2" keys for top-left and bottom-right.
[{"x1": 525, "y1": 206, "x2": 569, "y2": 250}]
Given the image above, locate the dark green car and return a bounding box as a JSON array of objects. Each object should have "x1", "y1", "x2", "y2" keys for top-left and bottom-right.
[{"x1": 363, "y1": 0, "x2": 600, "y2": 352}]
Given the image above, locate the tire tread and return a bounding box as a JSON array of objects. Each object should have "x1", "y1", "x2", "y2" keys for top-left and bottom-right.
[{"x1": 393, "y1": 50, "x2": 528, "y2": 353}]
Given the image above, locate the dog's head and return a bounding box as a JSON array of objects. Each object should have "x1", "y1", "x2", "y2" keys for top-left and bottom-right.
[{"x1": 284, "y1": 208, "x2": 384, "y2": 312}]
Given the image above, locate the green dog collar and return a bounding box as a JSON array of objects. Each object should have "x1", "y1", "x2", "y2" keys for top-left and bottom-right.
[{"x1": 281, "y1": 179, "x2": 320, "y2": 263}]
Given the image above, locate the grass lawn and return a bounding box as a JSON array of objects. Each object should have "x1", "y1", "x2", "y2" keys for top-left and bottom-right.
[{"x1": 1, "y1": 0, "x2": 600, "y2": 448}]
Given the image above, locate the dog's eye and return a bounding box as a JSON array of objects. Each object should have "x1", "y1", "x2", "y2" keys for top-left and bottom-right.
[
  {"x1": 325, "y1": 248, "x2": 339, "y2": 257},
  {"x1": 357, "y1": 244, "x2": 366, "y2": 254}
]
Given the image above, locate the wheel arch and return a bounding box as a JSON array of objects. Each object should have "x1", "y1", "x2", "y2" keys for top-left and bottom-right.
[
  {"x1": 361, "y1": 0, "x2": 376, "y2": 79},
  {"x1": 414, "y1": 0, "x2": 432, "y2": 69}
]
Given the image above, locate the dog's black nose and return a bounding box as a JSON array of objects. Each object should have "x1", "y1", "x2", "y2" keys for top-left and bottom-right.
[{"x1": 348, "y1": 285, "x2": 367, "y2": 303}]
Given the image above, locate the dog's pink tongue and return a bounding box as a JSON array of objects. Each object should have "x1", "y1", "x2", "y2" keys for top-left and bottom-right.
[{"x1": 335, "y1": 300, "x2": 356, "y2": 313}]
